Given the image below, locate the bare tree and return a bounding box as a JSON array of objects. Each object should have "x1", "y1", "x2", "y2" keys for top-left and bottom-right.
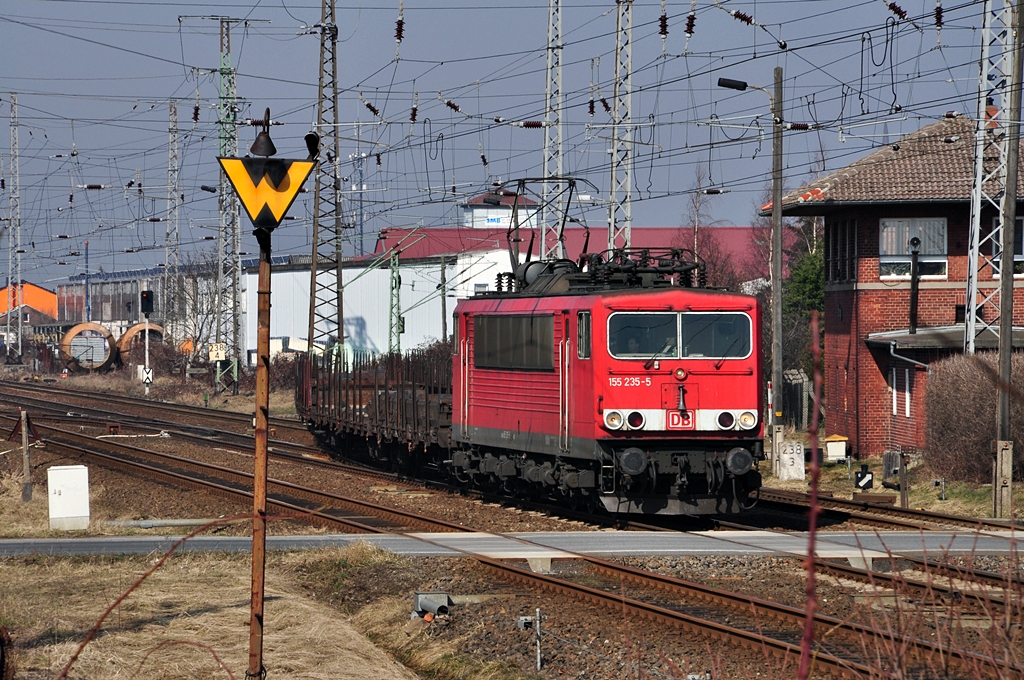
[
  {"x1": 168, "y1": 250, "x2": 220, "y2": 360},
  {"x1": 674, "y1": 167, "x2": 742, "y2": 290}
]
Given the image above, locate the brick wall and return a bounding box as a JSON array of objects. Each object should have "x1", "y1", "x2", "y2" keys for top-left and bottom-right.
[{"x1": 823, "y1": 204, "x2": 1024, "y2": 458}]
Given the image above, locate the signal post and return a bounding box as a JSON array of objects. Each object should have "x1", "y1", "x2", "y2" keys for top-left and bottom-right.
[{"x1": 219, "y1": 109, "x2": 317, "y2": 678}]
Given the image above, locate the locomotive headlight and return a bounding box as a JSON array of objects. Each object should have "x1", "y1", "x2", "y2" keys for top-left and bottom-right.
[
  {"x1": 738, "y1": 411, "x2": 757, "y2": 429},
  {"x1": 626, "y1": 411, "x2": 645, "y2": 429},
  {"x1": 604, "y1": 410, "x2": 624, "y2": 430},
  {"x1": 673, "y1": 367, "x2": 687, "y2": 380},
  {"x1": 717, "y1": 411, "x2": 736, "y2": 429}
]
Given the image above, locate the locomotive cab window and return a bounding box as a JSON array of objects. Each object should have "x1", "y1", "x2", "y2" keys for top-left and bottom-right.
[
  {"x1": 608, "y1": 311, "x2": 751, "y2": 360},
  {"x1": 608, "y1": 313, "x2": 678, "y2": 359},
  {"x1": 473, "y1": 314, "x2": 554, "y2": 370},
  {"x1": 681, "y1": 313, "x2": 750, "y2": 358}
]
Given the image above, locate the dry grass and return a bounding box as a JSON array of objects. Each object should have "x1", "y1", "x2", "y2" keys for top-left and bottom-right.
[{"x1": 0, "y1": 550, "x2": 418, "y2": 679}]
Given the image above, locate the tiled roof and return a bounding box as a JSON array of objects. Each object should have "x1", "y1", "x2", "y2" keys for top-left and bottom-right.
[{"x1": 765, "y1": 115, "x2": 1024, "y2": 215}]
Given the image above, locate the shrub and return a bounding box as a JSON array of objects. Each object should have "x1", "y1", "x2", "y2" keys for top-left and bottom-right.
[{"x1": 925, "y1": 352, "x2": 1024, "y2": 482}]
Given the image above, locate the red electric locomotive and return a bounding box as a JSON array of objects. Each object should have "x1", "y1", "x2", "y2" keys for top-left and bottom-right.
[
  {"x1": 298, "y1": 245, "x2": 764, "y2": 515},
  {"x1": 450, "y1": 249, "x2": 764, "y2": 514}
]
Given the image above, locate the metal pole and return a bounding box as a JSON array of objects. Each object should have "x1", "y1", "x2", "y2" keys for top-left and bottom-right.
[
  {"x1": 144, "y1": 314, "x2": 150, "y2": 397},
  {"x1": 248, "y1": 236, "x2": 272, "y2": 679},
  {"x1": 898, "y1": 452, "x2": 909, "y2": 509},
  {"x1": 994, "y1": 0, "x2": 1023, "y2": 519},
  {"x1": 535, "y1": 607, "x2": 542, "y2": 671},
  {"x1": 440, "y1": 257, "x2": 448, "y2": 343},
  {"x1": 21, "y1": 409, "x2": 31, "y2": 502},
  {"x1": 771, "y1": 66, "x2": 785, "y2": 459}
]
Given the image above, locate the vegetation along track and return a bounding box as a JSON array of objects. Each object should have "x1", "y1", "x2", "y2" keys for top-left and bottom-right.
[
  {"x1": 759, "y1": 487, "x2": 1024, "y2": 532},
  {"x1": 7, "y1": 414, "x2": 1022, "y2": 676}
]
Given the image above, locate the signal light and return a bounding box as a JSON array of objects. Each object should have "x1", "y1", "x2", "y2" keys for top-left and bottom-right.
[
  {"x1": 140, "y1": 290, "x2": 155, "y2": 316},
  {"x1": 717, "y1": 412, "x2": 735, "y2": 429},
  {"x1": 626, "y1": 411, "x2": 645, "y2": 429}
]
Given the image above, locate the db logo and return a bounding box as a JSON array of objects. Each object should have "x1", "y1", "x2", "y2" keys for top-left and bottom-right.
[{"x1": 667, "y1": 410, "x2": 693, "y2": 430}]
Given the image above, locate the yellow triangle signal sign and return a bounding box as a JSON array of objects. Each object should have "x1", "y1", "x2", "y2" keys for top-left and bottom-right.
[{"x1": 218, "y1": 157, "x2": 315, "y2": 230}]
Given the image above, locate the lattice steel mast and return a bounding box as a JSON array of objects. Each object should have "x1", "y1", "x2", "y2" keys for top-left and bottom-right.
[
  {"x1": 8, "y1": 93, "x2": 20, "y2": 361},
  {"x1": 607, "y1": 0, "x2": 633, "y2": 250},
  {"x1": 307, "y1": 0, "x2": 345, "y2": 352},
  {"x1": 542, "y1": 0, "x2": 564, "y2": 260},
  {"x1": 165, "y1": 101, "x2": 180, "y2": 336},
  {"x1": 965, "y1": 0, "x2": 1015, "y2": 352},
  {"x1": 216, "y1": 19, "x2": 242, "y2": 385}
]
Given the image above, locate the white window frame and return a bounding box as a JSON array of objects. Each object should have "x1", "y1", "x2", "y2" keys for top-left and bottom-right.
[{"x1": 879, "y1": 217, "x2": 947, "y2": 279}]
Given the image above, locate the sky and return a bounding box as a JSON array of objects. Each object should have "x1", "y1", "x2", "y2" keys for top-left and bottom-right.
[{"x1": 0, "y1": 0, "x2": 993, "y2": 287}]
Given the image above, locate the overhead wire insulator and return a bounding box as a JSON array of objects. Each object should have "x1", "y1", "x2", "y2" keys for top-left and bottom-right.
[
  {"x1": 376, "y1": 153, "x2": 382, "y2": 167},
  {"x1": 445, "y1": 99, "x2": 461, "y2": 113},
  {"x1": 934, "y1": 3, "x2": 942, "y2": 27},
  {"x1": 365, "y1": 101, "x2": 380, "y2": 117},
  {"x1": 480, "y1": 154, "x2": 488, "y2": 167},
  {"x1": 192, "y1": 105, "x2": 200, "y2": 122},
  {"x1": 888, "y1": 2, "x2": 907, "y2": 19},
  {"x1": 395, "y1": 0, "x2": 405, "y2": 58},
  {"x1": 685, "y1": 13, "x2": 696, "y2": 35},
  {"x1": 730, "y1": 10, "x2": 754, "y2": 25},
  {"x1": 589, "y1": 99, "x2": 595, "y2": 117},
  {"x1": 659, "y1": 14, "x2": 669, "y2": 36},
  {"x1": 600, "y1": 98, "x2": 611, "y2": 114},
  {"x1": 513, "y1": 121, "x2": 545, "y2": 128}
]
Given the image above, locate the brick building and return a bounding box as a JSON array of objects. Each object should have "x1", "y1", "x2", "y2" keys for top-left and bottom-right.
[{"x1": 773, "y1": 114, "x2": 1024, "y2": 458}]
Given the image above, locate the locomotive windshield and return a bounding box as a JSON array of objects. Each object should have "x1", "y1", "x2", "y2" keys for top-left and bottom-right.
[{"x1": 608, "y1": 312, "x2": 751, "y2": 360}]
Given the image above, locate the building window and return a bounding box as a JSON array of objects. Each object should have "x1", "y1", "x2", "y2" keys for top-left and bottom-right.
[
  {"x1": 905, "y1": 368, "x2": 911, "y2": 418},
  {"x1": 990, "y1": 217, "x2": 1024, "y2": 276},
  {"x1": 879, "y1": 218, "x2": 947, "y2": 278},
  {"x1": 577, "y1": 311, "x2": 591, "y2": 359},
  {"x1": 473, "y1": 314, "x2": 554, "y2": 370},
  {"x1": 826, "y1": 219, "x2": 857, "y2": 282}
]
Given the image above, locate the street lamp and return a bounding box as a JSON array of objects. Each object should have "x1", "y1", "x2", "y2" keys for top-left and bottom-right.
[
  {"x1": 219, "y1": 108, "x2": 316, "y2": 678},
  {"x1": 719, "y1": 68, "x2": 785, "y2": 466}
]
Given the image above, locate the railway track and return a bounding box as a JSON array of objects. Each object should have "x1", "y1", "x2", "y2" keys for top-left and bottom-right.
[
  {"x1": 759, "y1": 487, "x2": 1023, "y2": 532},
  {"x1": 482, "y1": 555, "x2": 1022, "y2": 678},
  {"x1": 0, "y1": 413, "x2": 464, "y2": 535},
  {"x1": 8, "y1": 412, "x2": 1022, "y2": 676},
  {"x1": 0, "y1": 381, "x2": 309, "y2": 439},
  {"x1": 709, "y1": 516, "x2": 1022, "y2": 619}
]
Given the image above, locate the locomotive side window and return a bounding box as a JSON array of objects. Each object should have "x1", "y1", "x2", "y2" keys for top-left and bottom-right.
[
  {"x1": 608, "y1": 313, "x2": 678, "y2": 359},
  {"x1": 680, "y1": 313, "x2": 751, "y2": 358},
  {"x1": 577, "y1": 312, "x2": 591, "y2": 359},
  {"x1": 452, "y1": 312, "x2": 459, "y2": 352},
  {"x1": 473, "y1": 314, "x2": 554, "y2": 370}
]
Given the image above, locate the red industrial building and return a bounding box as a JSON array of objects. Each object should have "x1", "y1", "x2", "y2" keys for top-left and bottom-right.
[{"x1": 773, "y1": 114, "x2": 1024, "y2": 458}]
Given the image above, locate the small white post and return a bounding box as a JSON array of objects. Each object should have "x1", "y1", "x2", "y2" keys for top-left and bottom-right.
[{"x1": 21, "y1": 409, "x2": 31, "y2": 502}]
